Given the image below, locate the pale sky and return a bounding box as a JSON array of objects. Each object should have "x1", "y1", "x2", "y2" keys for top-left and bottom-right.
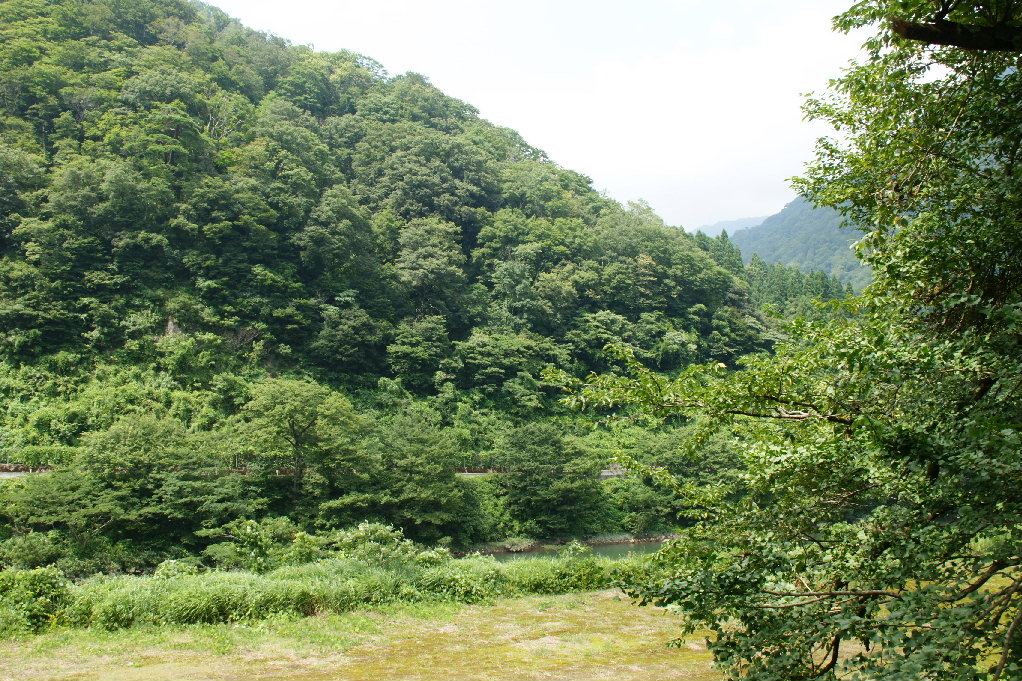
[{"x1": 206, "y1": 0, "x2": 865, "y2": 229}]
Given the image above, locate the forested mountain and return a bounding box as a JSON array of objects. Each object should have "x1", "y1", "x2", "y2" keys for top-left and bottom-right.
[
  {"x1": 0, "y1": 0, "x2": 854, "y2": 573},
  {"x1": 730, "y1": 196, "x2": 871, "y2": 289},
  {"x1": 3, "y1": 2, "x2": 1017, "y2": 678},
  {"x1": 0, "y1": 0, "x2": 768, "y2": 387}
]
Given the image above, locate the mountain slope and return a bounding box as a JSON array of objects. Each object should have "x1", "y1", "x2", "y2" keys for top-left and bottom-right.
[
  {"x1": 730, "y1": 197, "x2": 870, "y2": 290},
  {"x1": 0, "y1": 0, "x2": 859, "y2": 570}
]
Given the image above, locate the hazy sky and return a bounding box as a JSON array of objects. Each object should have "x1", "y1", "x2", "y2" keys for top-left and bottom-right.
[{"x1": 206, "y1": 0, "x2": 864, "y2": 228}]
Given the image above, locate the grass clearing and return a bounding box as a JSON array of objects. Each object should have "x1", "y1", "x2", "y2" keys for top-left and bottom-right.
[{"x1": 0, "y1": 591, "x2": 718, "y2": 681}]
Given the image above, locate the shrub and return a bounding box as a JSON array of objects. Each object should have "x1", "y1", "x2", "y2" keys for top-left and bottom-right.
[
  {"x1": 413, "y1": 547, "x2": 453, "y2": 567},
  {"x1": 323, "y1": 522, "x2": 420, "y2": 565},
  {"x1": 0, "y1": 532, "x2": 63, "y2": 569},
  {"x1": 0, "y1": 567, "x2": 70, "y2": 635},
  {"x1": 200, "y1": 517, "x2": 312, "y2": 573},
  {"x1": 502, "y1": 544, "x2": 614, "y2": 594},
  {"x1": 153, "y1": 558, "x2": 201, "y2": 578},
  {"x1": 550, "y1": 542, "x2": 610, "y2": 591},
  {"x1": 502, "y1": 558, "x2": 563, "y2": 594},
  {"x1": 415, "y1": 556, "x2": 506, "y2": 603}
]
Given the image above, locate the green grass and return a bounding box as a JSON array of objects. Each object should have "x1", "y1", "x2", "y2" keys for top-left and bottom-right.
[{"x1": 0, "y1": 591, "x2": 719, "y2": 681}]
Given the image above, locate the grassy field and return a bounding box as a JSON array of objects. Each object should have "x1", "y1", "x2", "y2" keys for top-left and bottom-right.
[{"x1": 0, "y1": 590, "x2": 719, "y2": 681}]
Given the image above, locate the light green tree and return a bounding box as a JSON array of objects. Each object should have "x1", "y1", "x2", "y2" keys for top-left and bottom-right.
[
  {"x1": 239, "y1": 378, "x2": 364, "y2": 496},
  {"x1": 395, "y1": 216, "x2": 467, "y2": 317}
]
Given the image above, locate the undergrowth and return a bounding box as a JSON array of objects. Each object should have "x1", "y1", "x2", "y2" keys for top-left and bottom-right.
[{"x1": 0, "y1": 523, "x2": 666, "y2": 635}]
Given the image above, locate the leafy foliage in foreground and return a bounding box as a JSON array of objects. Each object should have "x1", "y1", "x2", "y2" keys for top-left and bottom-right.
[{"x1": 563, "y1": 1, "x2": 1022, "y2": 679}]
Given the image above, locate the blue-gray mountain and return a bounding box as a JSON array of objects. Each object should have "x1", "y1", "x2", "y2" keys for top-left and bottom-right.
[{"x1": 694, "y1": 215, "x2": 767, "y2": 237}]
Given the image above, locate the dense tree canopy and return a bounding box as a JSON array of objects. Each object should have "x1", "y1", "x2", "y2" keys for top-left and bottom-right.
[{"x1": 0, "y1": 0, "x2": 855, "y2": 595}]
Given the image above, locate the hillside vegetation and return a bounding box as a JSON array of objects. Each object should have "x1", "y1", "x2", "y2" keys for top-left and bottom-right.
[
  {"x1": 730, "y1": 196, "x2": 871, "y2": 290},
  {"x1": 0, "y1": 0, "x2": 849, "y2": 578}
]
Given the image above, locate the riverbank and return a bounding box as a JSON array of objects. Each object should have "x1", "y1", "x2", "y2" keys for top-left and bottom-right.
[
  {"x1": 1, "y1": 535, "x2": 665, "y2": 636},
  {"x1": 463, "y1": 534, "x2": 676, "y2": 558},
  {"x1": 0, "y1": 591, "x2": 719, "y2": 681}
]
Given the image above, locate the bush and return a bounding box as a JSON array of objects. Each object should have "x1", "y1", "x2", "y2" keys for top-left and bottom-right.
[
  {"x1": 153, "y1": 558, "x2": 201, "y2": 578},
  {"x1": 0, "y1": 532, "x2": 64, "y2": 569},
  {"x1": 269, "y1": 557, "x2": 414, "y2": 610},
  {"x1": 324, "y1": 522, "x2": 420, "y2": 565},
  {"x1": 0, "y1": 566, "x2": 70, "y2": 635},
  {"x1": 550, "y1": 542, "x2": 610, "y2": 591},
  {"x1": 415, "y1": 556, "x2": 506, "y2": 603},
  {"x1": 609, "y1": 552, "x2": 671, "y2": 587},
  {"x1": 200, "y1": 517, "x2": 313, "y2": 573},
  {"x1": 502, "y1": 544, "x2": 614, "y2": 594}
]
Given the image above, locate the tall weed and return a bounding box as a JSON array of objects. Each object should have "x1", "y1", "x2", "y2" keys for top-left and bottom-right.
[{"x1": 3, "y1": 526, "x2": 660, "y2": 636}]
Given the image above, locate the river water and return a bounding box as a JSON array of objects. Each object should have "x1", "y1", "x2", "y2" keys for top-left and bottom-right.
[{"x1": 488, "y1": 540, "x2": 665, "y2": 562}]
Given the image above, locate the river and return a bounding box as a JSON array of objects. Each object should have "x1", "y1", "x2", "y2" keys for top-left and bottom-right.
[{"x1": 487, "y1": 540, "x2": 665, "y2": 562}]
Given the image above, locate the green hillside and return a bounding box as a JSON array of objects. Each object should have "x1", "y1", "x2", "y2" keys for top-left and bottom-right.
[
  {"x1": 730, "y1": 196, "x2": 871, "y2": 289},
  {"x1": 0, "y1": 0, "x2": 780, "y2": 383},
  {"x1": 0, "y1": 0, "x2": 850, "y2": 574}
]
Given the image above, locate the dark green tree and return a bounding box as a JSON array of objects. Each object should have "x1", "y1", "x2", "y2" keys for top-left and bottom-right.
[
  {"x1": 386, "y1": 315, "x2": 451, "y2": 392},
  {"x1": 495, "y1": 423, "x2": 605, "y2": 539}
]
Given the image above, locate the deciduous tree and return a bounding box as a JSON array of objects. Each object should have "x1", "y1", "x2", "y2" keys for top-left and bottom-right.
[{"x1": 566, "y1": 2, "x2": 1021, "y2": 678}]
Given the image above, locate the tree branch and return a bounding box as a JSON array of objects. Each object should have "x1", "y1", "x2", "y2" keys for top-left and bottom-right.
[
  {"x1": 723, "y1": 408, "x2": 854, "y2": 426},
  {"x1": 816, "y1": 635, "x2": 842, "y2": 676},
  {"x1": 991, "y1": 604, "x2": 1022, "y2": 681},
  {"x1": 751, "y1": 595, "x2": 835, "y2": 609},
  {"x1": 761, "y1": 589, "x2": 900, "y2": 598},
  {"x1": 890, "y1": 18, "x2": 1022, "y2": 52},
  {"x1": 948, "y1": 559, "x2": 1008, "y2": 601}
]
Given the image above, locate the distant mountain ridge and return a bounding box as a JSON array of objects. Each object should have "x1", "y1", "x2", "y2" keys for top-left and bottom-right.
[
  {"x1": 728, "y1": 197, "x2": 871, "y2": 290},
  {"x1": 696, "y1": 215, "x2": 767, "y2": 237}
]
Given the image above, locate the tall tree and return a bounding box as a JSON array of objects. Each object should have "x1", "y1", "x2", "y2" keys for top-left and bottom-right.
[
  {"x1": 395, "y1": 216, "x2": 467, "y2": 318},
  {"x1": 239, "y1": 378, "x2": 364, "y2": 502},
  {"x1": 495, "y1": 423, "x2": 604, "y2": 539}
]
